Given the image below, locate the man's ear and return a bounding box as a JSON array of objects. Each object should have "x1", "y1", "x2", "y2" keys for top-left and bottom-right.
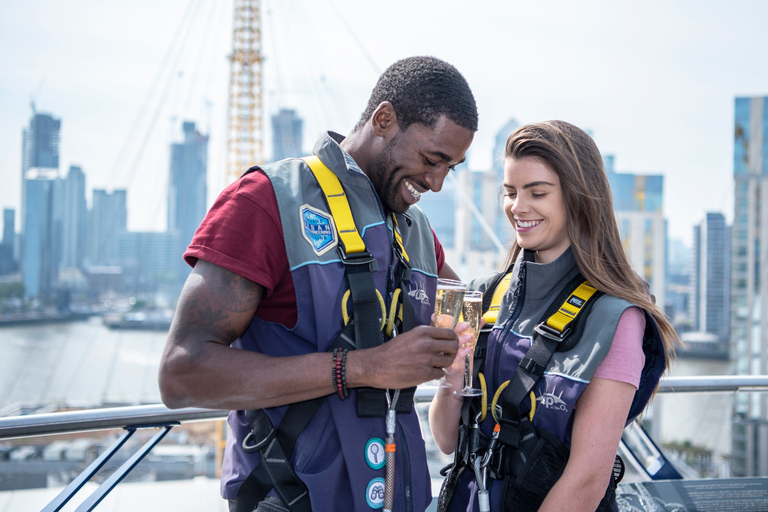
[{"x1": 370, "y1": 101, "x2": 398, "y2": 138}]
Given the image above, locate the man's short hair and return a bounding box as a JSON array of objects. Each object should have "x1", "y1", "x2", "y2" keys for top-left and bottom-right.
[{"x1": 354, "y1": 56, "x2": 478, "y2": 133}]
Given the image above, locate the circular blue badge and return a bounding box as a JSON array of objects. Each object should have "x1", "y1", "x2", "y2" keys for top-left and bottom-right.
[
  {"x1": 366, "y1": 477, "x2": 385, "y2": 509},
  {"x1": 365, "y1": 437, "x2": 386, "y2": 470}
]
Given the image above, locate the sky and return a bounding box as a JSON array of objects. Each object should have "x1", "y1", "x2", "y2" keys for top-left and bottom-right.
[{"x1": 2, "y1": 0, "x2": 768, "y2": 246}]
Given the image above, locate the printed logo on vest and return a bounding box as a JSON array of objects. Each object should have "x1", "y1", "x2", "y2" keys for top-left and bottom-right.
[
  {"x1": 567, "y1": 295, "x2": 585, "y2": 308},
  {"x1": 366, "y1": 477, "x2": 385, "y2": 509},
  {"x1": 300, "y1": 204, "x2": 337, "y2": 256},
  {"x1": 407, "y1": 283, "x2": 431, "y2": 306},
  {"x1": 536, "y1": 385, "x2": 569, "y2": 413}
]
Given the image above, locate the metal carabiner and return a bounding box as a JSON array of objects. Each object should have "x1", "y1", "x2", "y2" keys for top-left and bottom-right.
[{"x1": 473, "y1": 451, "x2": 491, "y2": 512}]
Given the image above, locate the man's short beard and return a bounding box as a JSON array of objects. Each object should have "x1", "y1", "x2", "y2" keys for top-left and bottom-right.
[{"x1": 368, "y1": 134, "x2": 402, "y2": 212}]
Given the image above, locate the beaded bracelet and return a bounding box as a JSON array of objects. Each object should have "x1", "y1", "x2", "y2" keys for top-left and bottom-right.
[
  {"x1": 340, "y1": 349, "x2": 349, "y2": 399},
  {"x1": 332, "y1": 348, "x2": 339, "y2": 394},
  {"x1": 332, "y1": 348, "x2": 349, "y2": 400}
]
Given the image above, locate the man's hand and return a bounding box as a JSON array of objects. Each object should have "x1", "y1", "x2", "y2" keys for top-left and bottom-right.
[{"x1": 348, "y1": 324, "x2": 470, "y2": 390}]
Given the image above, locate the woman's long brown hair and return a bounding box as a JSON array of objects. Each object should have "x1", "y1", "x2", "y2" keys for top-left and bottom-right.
[{"x1": 500, "y1": 120, "x2": 680, "y2": 362}]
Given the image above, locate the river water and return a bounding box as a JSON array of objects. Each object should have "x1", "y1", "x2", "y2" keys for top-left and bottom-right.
[
  {"x1": 0, "y1": 320, "x2": 734, "y2": 461},
  {"x1": 0, "y1": 318, "x2": 167, "y2": 413}
]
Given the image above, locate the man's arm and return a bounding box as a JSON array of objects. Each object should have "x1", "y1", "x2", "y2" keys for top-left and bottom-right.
[
  {"x1": 159, "y1": 259, "x2": 462, "y2": 410},
  {"x1": 439, "y1": 261, "x2": 461, "y2": 281}
]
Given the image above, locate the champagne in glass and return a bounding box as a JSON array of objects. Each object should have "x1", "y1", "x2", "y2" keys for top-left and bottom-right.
[
  {"x1": 431, "y1": 278, "x2": 467, "y2": 388},
  {"x1": 455, "y1": 290, "x2": 483, "y2": 397}
]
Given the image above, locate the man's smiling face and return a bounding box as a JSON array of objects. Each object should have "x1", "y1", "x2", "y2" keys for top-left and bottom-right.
[{"x1": 367, "y1": 115, "x2": 474, "y2": 214}]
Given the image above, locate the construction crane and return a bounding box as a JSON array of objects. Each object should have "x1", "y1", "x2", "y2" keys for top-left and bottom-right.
[
  {"x1": 225, "y1": 0, "x2": 264, "y2": 184},
  {"x1": 217, "y1": 0, "x2": 264, "y2": 475}
]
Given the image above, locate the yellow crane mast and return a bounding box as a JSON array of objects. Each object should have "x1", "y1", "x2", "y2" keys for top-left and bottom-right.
[
  {"x1": 226, "y1": 0, "x2": 264, "y2": 184},
  {"x1": 218, "y1": 0, "x2": 264, "y2": 475}
]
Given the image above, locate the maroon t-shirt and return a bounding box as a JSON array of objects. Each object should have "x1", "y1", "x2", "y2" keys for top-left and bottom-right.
[{"x1": 184, "y1": 169, "x2": 446, "y2": 329}]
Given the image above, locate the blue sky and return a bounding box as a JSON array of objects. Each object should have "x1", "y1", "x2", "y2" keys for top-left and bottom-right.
[{"x1": 2, "y1": 0, "x2": 768, "y2": 244}]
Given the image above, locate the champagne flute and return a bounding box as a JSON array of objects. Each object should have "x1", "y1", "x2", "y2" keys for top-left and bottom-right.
[
  {"x1": 455, "y1": 290, "x2": 483, "y2": 397},
  {"x1": 430, "y1": 278, "x2": 467, "y2": 388}
]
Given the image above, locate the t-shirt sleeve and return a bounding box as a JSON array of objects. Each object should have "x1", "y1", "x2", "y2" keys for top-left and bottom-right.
[
  {"x1": 592, "y1": 307, "x2": 646, "y2": 389},
  {"x1": 432, "y1": 228, "x2": 445, "y2": 275},
  {"x1": 183, "y1": 169, "x2": 287, "y2": 297}
]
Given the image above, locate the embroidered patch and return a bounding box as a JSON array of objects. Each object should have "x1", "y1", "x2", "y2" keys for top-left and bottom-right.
[
  {"x1": 300, "y1": 204, "x2": 337, "y2": 256},
  {"x1": 366, "y1": 477, "x2": 385, "y2": 509},
  {"x1": 365, "y1": 438, "x2": 386, "y2": 470}
]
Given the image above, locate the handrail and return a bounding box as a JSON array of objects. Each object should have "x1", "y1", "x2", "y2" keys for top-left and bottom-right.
[{"x1": 1, "y1": 375, "x2": 767, "y2": 441}]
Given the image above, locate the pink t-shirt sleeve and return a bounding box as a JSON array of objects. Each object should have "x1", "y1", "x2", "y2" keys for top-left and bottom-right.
[{"x1": 592, "y1": 307, "x2": 646, "y2": 389}]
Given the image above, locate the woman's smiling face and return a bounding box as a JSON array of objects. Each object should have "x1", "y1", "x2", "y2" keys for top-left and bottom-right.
[{"x1": 502, "y1": 156, "x2": 571, "y2": 264}]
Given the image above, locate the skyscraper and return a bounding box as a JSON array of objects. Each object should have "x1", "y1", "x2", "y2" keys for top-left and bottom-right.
[
  {"x1": 22, "y1": 168, "x2": 59, "y2": 298},
  {"x1": 271, "y1": 108, "x2": 303, "y2": 162},
  {"x1": 731, "y1": 95, "x2": 768, "y2": 477},
  {"x1": 0, "y1": 209, "x2": 16, "y2": 275},
  {"x1": 167, "y1": 121, "x2": 208, "y2": 282},
  {"x1": 605, "y1": 160, "x2": 666, "y2": 303},
  {"x1": 89, "y1": 189, "x2": 127, "y2": 267},
  {"x1": 54, "y1": 165, "x2": 88, "y2": 269},
  {"x1": 489, "y1": 119, "x2": 519, "y2": 247},
  {"x1": 690, "y1": 213, "x2": 731, "y2": 341},
  {"x1": 417, "y1": 169, "x2": 457, "y2": 249},
  {"x1": 21, "y1": 110, "x2": 61, "y2": 233}
]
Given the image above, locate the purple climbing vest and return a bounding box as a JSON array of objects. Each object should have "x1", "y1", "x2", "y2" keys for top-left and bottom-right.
[
  {"x1": 448, "y1": 248, "x2": 666, "y2": 511},
  {"x1": 221, "y1": 132, "x2": 438, "y2": 512}
]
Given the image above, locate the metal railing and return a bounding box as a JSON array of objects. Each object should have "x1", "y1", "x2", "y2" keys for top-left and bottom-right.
[
  {"x1": 4, "y1": 375, "x2": 768, "y2": 442},
  {"x1": 1, "y1": 375, "x2": 767, "y2": 511}
]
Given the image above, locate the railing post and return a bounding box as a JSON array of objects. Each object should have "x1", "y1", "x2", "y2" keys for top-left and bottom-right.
[
  {"x1": 42, "y1": 429, "x2": 136, "y2": 512},
  {"x1": 74, "y1": 424, "x2": 176, "y2": 511}
]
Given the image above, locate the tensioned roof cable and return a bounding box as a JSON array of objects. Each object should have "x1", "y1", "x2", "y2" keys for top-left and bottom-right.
[
  {"x1": 120, "y1": 0, "x2": 204, "y2": 193},
  {"x1": 182, "y1": 0, "x2": 219, "y2": 117},
  {"x1": 105, "y1": 0, "x2": 198, "y2": 190}
]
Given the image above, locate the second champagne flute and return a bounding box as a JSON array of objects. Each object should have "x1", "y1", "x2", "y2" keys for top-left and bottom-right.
[
  {"x1": 431, "y1": 278, "x2": 467, "y2": 388},
  {"x1": 455, "y1": 290, "x2": 483, "y2": 397}
]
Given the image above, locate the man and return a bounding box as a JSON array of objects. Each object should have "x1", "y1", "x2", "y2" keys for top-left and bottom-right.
[{"x1": 159, "y1": 56, "x2": 478, "y2": 511}]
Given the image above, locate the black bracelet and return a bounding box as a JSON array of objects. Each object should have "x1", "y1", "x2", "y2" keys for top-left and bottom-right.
[{"x1": 340, "y1": 348, "x2": 349, "y2": 398}]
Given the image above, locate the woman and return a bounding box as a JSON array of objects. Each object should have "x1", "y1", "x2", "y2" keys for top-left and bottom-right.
[{"x1": 429, "y1": 120, "x2": 678, "y2": 512}]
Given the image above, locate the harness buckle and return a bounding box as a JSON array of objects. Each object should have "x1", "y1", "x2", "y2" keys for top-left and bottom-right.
[
  {"x1": 337, "y1": 246, "x2": 379, "y2": 272},
  {"x1": 533, "y1": 323, "x2": 571, "y2": 343}
]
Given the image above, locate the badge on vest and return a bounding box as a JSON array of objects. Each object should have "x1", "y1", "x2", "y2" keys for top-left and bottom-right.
[
  {"x1": 300, "y1": 204, "x2": 338, "y2": 256},
  {"x1": 366, "y1": 477, "x2": 385, "y2": 509},
  {"x1": 365, "y1": 438, "x2": 386, "y2": 470}
]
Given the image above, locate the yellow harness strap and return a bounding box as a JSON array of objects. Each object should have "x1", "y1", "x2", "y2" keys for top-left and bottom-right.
[
  {"x1": 482, "y1": 273, "x2": 513, "y2": 324},
  {"x1": 390, "y1": 214, "x2": 409, "y2": 263},
  {"x1": 302, "y1": 155, "x2": 366, "y2": 255},
  {"x1": 303, "y1": 155, "x2": 409, "y2": 338},
  {"x1": 543, "y1": 281, "x2": 598, "y2": 333}
]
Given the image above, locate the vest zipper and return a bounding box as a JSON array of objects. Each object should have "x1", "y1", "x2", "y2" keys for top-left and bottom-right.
[
  {"x1": 386, "y1": 216, "x2": 396, "y2": 330},
  {"x1": 397, "y1": 420, "x2": 413, "y2": 512},
  {"x1": 492, "y1": 261, "x2": 527, "y2": 393}
]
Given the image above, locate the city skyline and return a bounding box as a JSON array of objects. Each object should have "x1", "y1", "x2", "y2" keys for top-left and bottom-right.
[{"x1": 3, "y1": 0, "x2": 768, "y2": 244}]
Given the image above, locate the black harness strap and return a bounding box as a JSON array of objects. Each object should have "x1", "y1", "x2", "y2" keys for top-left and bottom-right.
[{"x1": 342, "y1": 248, "x2": 382, "y2": 350}]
